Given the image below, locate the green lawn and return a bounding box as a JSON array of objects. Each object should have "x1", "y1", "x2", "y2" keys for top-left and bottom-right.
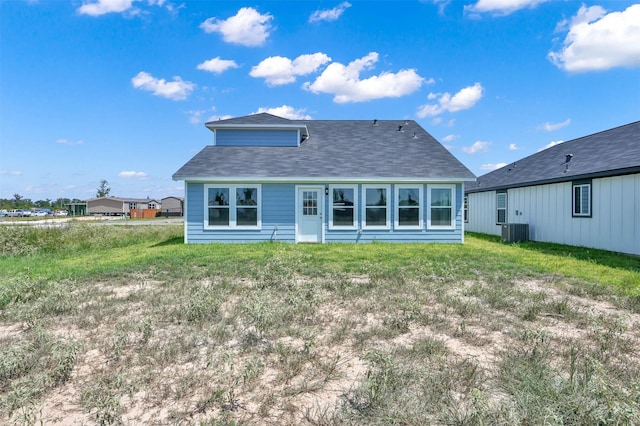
[{"x1": 1, "y1": 223, "x2": 639, "y2": 424}]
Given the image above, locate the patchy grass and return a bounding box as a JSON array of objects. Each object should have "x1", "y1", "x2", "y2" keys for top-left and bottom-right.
[{"x1": 1, "y1": 223, "x2": 639, "y2": 424}]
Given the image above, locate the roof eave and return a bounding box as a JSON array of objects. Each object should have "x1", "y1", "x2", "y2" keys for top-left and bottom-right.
[
  {"x1": 173, "y1": 176, "x2": 477, "y2": 183},
  {"x1": 466, "y1": 166, "x2": 640, "y2": 193}
]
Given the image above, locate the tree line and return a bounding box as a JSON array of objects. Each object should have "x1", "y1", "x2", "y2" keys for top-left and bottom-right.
[
  {"x1": 0, "y1": 194, "x2": 85, "y2": 210},
  {"x1": 1, "y1": 180, "x2": 111, "y2": 210}
]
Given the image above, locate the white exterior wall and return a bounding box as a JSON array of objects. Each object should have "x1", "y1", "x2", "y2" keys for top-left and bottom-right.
[
  {"x1": 466, "y1": 190, "x2": 501, "y2": 236},
  {"x1": 466, "y1": 173, "x2": 640, "y2": 255}
]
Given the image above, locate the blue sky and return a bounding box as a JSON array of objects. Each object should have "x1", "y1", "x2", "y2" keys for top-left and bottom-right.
[{"x1": 1, "y1": 0, "x2": 639, "y2": 201}]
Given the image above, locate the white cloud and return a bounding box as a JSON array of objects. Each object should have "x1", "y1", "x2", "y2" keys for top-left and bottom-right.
[
  {"x1": 252, "y1": 105, "x2": 312, "y2": 120},
  {"x1": 77, "y1": 0, "x2": 134, "y2": 16},
  {"x1": 131, "y1": 71, "x2": 194, "y2": 100},
  {"x1": 250, "y1": 53, "x2": 331, "y2": 86},
  {"x1": 509, "y1": 143, "x2": 518, "y2": 150},
  {"x1": 464, "y1": 0, "x2": 547, "y2": 16},
  {"x1": 417, "y1": 82, "x2": 484, "y2": 117},
  {"x1": 549, "y1": 4, "x2": 640, "y2": 72},
  {"x1": 77, "y1": 0, "x2": 171, "y2": 16},
  {"x1": 441, "y1": 134, "x2": 459, "y2": 143},
  {"x1": 481, "y1": 162, "x2": 507, "y2": 171},
  {"x1": 309, "y1": 2, "x2": 351, "y2": 22},
  {"x1": 426, "y1": 0, "x2": 451, "y2": 14},
  {"x1": 538, "y1": 140, "x2": 564, "y2": 151},
  {"x1": 56, "y1": 138, "x2": 84, "y2": 146},
  {"x1": 206, "y1": 114, "x2": 234, "y2": 123},
  {"x1": 196, "y1": 57, "x2": 239, "y2": 74},
  {"x1": 539, "y1": 118, "x2": 570, "y2": 131},
  {"x1": 119, "y1": 171, "x2": 148, "y2": 179},
  {"x1": 200, "y1": 7, "x2": 273, "y2": 47},
  {"x1": 0, "y1": 170, "x2": 22, "y2": 176},
  {"x1": 462, "y1": 140, "x2": 491, "y2": 154},
  {"x1": 303, "y1": 52, "x2": 425, "y2": 103}
]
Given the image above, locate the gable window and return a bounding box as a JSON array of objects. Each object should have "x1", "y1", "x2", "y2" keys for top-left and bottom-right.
[
  {"x1": 463, "y1": 196, "x2": 469, "y2": 223},
  {"x1": 329, "y1": 185, "x2": 358, "y2": 229},
  {"x1": 496, "y1": 191, "x2": 507, "y2": 224},
  {"x1": 205, "y1": 184, "x2": 261, "y2": 229},
  {"x1": 572, "y1": 181, "x2": 591, "y2": 217},
  {"x1": 428, "y1": 184, "x2": 455, "y2": 229},
  {"x1": 395, "y1": 185, "x2": 422, "y2": 229},
  {"x1": 363, "y1": 185, "x2": 390, "y2": 229}
]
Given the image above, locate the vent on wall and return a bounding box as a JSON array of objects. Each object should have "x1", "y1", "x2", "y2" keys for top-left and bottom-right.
[{"x1": 501, "y1": 223, "x2": 529, "y2": 243}]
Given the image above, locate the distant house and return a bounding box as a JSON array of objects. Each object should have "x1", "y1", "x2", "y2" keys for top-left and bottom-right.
[
  {"x1": 172, "y1": 113, "x2": 475, "y2": 244},
  {"x1": 161, "y1": 196, "x2": 184, "y2": 216},
  {"x1": 465, "y1": 121, "x2": 640, "y2": 255},
  {"x1": 87, "y1": 197, "x2": 161, "y2": 216}
]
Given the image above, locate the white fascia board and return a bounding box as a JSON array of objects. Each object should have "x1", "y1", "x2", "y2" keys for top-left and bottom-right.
[
  {"x1": 176, "y1": 176, "x2": 476, "y2": 183},
  {"x1": 207, "y1": 123, "x2": 309, "y2": 132}
]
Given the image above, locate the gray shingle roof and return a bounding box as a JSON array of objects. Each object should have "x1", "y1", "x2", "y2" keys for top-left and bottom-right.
[
  {"x1": 466, "y1": 121, "x2": 640, "y2": 193},
  {"x1": 173, "y1": 114, "x2": 475, "y2": 181}
]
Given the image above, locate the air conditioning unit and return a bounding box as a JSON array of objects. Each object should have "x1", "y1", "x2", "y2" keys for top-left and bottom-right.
[{"x1": 502, "y1": 223, "x2": 529, "y2": 243}]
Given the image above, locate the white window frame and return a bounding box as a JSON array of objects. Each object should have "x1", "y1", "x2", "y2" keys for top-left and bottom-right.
[
  {"x1": 572, "y1": 183, "x2": 591, "y2": 217},
  {"x1": 362, "y1": 184, "x2": 391, "y2": 230},
  {"x1": 329, "y1": 184, "x2": 358, "y2": 230},
  {"x1": 427, "y1": 184, "x2": 456, "y2": 230},
  {"x1": 204, "y1": 184, "x2": 261, "y2": 229},
  {"x1": 496, "y1": 191, "x2": 507, "y2": 225},
  {"x1": 394, "y1": 185, "x2": 423, "y2": 229}
]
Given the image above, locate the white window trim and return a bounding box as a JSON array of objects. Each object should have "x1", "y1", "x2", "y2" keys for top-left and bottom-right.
[
  {"x1": 362, "y1": 184, "x2": 391, "y2": 230},
  {"x1": 427, "y1": 184, "x2": 456, "y2": 230},
  {"x1": 572, "y1": 183, "x2": 591, "y2": 217},
  {"x1": 496, "y1": 191, "x2": 507, "y2": 225},
  {"x1": 329, "y1": 184, "x2": 359, "y2": 230},
  {"x1": 203, "y1": 184, "x2": 262, "y2": 230},
  {"x1": 394, "y1": 185, "x2": 423, "y2": 230}
]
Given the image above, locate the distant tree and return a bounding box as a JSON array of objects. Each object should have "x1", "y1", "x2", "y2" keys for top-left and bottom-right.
[
  {"x1": 96, "y1": 180, "x2": 111, "y2": 198},
  {"x1": 54, "y1": 198, "x2": 69, "y2": 209},
  {"x1": 35, "y1": 199, "x2": 52, "y2": 208}
]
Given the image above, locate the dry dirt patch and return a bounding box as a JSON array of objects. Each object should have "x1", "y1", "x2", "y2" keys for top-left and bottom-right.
[{"x1": 1, "y1": 274, "x2": 639, "y2": 424}]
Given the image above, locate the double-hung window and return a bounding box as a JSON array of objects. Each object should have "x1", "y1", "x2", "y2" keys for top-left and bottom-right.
[
  {"x1": 427, "y1": 184, "x2": 455, "y2": 229},
  {"x1": 572, "y1": 181, "x2": 591, "y2": 217},
  {"x1": 205, "y1": 184, "x2": 261, "y2": 229},
  {"x1": 395, "y1": 185, "x2": 422, "y2": 229},
  {"x1": 329, "y1": 185, "x2": 358, "y2": 229},
  {"x1": 363, "y1": 185, "x2": 390, "y2": 229},
  {"x1": 496, "y1": 191, "x2": 507, "y2": 224}
]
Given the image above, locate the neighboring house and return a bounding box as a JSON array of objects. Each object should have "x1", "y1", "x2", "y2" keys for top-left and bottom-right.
[
  {"x1": 161, "y1": 196, "x2": 184, "y2": 216},
  {"x1": 87, "y1": 197, "x2": 161, "y2": 216},
  {"x1": 172, "y1": 113, "x2": 476, "y2": 244},
  {"x1": 465, "y1": 121, "x2": 640, "y2": 256}
]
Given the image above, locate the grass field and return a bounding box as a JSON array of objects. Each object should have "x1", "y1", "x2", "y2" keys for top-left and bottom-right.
[{"x1": 1, "y1": 223, "x2": 639, "y2": 425}]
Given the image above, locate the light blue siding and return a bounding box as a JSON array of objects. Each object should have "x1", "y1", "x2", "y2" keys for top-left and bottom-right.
[
  {"x1": 215, "y1": 129, "x2": 299, "y2": 147},
  {"x1": 185, "y1": 182, "x2": 464, "y2": 244},
  {"x1": 325, "y1": 183, "x2": 464, "y2": 243},
  {"x1": 186, "y1": 183, "x2": 296, "y2": 243}
]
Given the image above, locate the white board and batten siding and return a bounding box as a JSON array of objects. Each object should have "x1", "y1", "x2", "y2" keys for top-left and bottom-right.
[
  {"x1": 185, "y1": 182, "x2": 466, "y2": 244},
  {"x1": 466, "y1": 173, "x2": 640, "y2": 255}
]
